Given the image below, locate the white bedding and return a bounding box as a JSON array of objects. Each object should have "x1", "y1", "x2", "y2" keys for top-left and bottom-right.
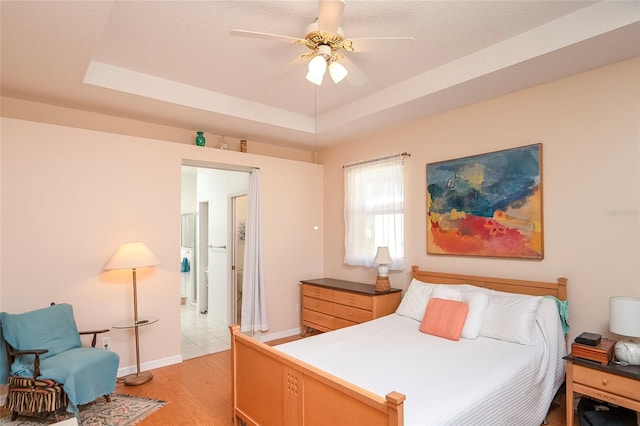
[{"x1": 276, "y1": 297, "x2": 566, "y2": 426}]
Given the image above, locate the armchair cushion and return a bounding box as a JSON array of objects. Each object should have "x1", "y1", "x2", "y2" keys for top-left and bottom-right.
[
  {"x1": 1, "y1": 304, "x2": 119, "y2": 414},
  {"x1": 6, "y1": 376, "x2": 68, "y2": 414}
]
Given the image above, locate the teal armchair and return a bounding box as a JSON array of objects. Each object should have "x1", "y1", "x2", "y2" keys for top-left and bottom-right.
[{"x1": 1, "y1": 303, "x2": 120, "y2": 420}]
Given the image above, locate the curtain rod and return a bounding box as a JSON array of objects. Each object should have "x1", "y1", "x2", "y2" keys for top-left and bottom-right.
[{"x1": 343, "y1": 152, "x2": 411, "y2": 169}]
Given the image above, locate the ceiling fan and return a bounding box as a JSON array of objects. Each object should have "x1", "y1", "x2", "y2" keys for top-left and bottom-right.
[{"x1": 230, "y1": 0, "x2": 415, "y2": 86}]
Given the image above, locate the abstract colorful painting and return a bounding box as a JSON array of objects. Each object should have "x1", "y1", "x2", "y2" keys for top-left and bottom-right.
[{"x1": 427, "y1": 144, "x2": 543, "y2": 259}]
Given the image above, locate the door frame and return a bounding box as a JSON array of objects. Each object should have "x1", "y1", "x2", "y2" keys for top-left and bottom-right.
[
  {"x1": 228, "y1": 191, "x2": 248, "y2": 325},
  {"x1": 197, "y1": 201, "x2": 209, "y2": 314}
]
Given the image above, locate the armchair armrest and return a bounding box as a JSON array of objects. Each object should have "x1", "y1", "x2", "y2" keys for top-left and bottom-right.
[
  {"x1": 7, "y1": 348, "x2": 48, "y2": 380},
  {"x1": 79, "y1": 329, "x2": 110, "y2": 347}
]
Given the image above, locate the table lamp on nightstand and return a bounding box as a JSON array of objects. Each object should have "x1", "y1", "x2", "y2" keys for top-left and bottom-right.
[{"x1": 609, "y1": 296, "x2": 640, "y2": 365}]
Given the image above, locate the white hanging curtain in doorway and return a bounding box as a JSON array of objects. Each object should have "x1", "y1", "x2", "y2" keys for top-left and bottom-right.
[{"x1": 240, "y1": 169, "x2": 269, "y2": 333}]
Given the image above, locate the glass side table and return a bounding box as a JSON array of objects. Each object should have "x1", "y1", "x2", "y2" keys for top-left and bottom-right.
[
  {"x1": 112, "y1": 317, "x2": 159, "y2": 329},
  {"x1": 112, "y1": 317, "x2": 159, "y2": 385}
]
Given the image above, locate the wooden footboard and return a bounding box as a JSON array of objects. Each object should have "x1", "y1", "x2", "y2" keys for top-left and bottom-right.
[{"x1": 229, "y1": 325, "x2": 405, "y2": 426}]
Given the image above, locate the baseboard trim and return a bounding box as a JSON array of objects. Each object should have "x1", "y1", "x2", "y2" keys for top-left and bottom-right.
[
  {"x1": 258, "y1": 327, "x2": 301, "y2": 343},
  {"x1": 117, "y1": 354, "x2": 183, "y2": 378}
]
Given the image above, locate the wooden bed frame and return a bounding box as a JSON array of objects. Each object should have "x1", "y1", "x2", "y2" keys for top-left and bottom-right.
[{"x1": 229, "y1": 266, "x2": 568, "y2": 426}]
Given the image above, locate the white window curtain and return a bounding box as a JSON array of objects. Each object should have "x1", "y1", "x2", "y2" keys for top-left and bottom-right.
[
  {"x1": 240, "y1": 169, "x2": 269, "y2": 334},
  {"x1": 344, "y1": 155, "x2": 405, "y2": 270}
]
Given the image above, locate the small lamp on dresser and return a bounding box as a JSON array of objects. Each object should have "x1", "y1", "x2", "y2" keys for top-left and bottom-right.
[
  {"x1": 609, "y1": 295, "x2": 640, "y2": 365},
  {"x1": 374, "y1": 246, "x2": 392, "y2": 292}
]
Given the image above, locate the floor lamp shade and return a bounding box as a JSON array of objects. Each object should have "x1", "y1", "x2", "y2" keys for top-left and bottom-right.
[
  {"x1": 104, "y1": 242, "x2": 159, "y2": 270},
  {"x1": 105, "y1": 241, "x2": 159, "y2": 385}
]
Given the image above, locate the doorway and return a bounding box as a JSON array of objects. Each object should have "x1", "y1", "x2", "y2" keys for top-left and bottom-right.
[{"x1": 180, "y1": 165, "x2": 250, "y2": 360}]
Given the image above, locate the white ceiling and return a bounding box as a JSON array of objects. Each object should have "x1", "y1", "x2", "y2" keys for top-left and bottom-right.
[{"x1": 1, "y1": 1, "x2": 639, "y2": 151}]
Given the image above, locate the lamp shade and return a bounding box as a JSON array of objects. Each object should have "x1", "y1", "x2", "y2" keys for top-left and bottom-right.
[
  {"x1": 328, "y1": 61, "x2": 348, "y2": 83},
  {"x1": 609, "y1": 296, "x2": 640, "y2": 337},
  {"x1": 306, "y1": 55, "x2": 327, "y2": 86},
  {"x1": 104, "y1": 242, "x2": 159, "y2": 270},
  {"x1": 374, "y1": 247, "x2": 392, "y2": 265}
]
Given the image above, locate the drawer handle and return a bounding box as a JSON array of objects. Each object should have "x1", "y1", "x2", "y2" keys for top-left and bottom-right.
[{"x1": 602, "y1": 379, "x2": 608, "y2": 386}]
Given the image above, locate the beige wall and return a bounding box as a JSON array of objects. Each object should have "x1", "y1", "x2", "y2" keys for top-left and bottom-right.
[
  {"x1": 0, "y1": 118, "x2": 323, "y2": 374},
  {"x1": 319, "y1": 57, "x2": 640, "y2": 343},
  {"x1": 0, "y1": 56, "x2": 638, "y2": 376}
]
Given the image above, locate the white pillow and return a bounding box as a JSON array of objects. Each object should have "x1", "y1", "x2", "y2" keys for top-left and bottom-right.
[
  {"x1": 460, "y1": 291, "x2": 490, "y2": 339},
  {"x1": 395, "y1": 279, "x2": 435, "y2": 321},
  {"x1": 480, "y1": 294, "x2": 542, "y2": 345},
  {"x1": 431, "y1": 285, "x2": 462, "y2": 301}
]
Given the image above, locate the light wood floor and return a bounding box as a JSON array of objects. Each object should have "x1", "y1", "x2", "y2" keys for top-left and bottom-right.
[
  {"x1": 119, "y1": 350, "x2": 234, "y2": 426},
  {"x1": 119, "y1": 335, "x2": 300, "y2": 426}
]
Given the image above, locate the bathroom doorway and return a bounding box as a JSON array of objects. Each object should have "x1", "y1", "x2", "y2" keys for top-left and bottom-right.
[{"x1": 180, "y1": 165, "x2": 249, "y2": 360}]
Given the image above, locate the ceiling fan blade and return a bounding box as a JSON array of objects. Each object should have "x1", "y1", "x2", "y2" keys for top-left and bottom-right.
[
  {"x1": 317, "y1": 0, "x2": 345, "y2": 34},
  {"x1": 347, "y1": 37, "x2": 415, "y2": 53},
  {"x1": 340, "y1": 56, "x2": 367, "y2": 87},
  {"x1": 276, "y1": 55, "x2": 307, "y2": 80},
  {"x1": 230, "y1": 29, "x2": 303, "y2": 45}
]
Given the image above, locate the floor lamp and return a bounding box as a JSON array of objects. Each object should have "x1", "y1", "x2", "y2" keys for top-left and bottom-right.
[{"x1": 105, "y1": 241, "x2": 159, "y2": 386}]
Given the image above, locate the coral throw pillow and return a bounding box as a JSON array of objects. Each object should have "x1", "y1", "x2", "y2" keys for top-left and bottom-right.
[{"x1": 420, "y1": 298, "x2": 469, "y2": 341}]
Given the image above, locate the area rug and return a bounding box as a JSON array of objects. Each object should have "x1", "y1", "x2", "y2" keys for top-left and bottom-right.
[{"x1": 0, "y1": 394, "x2": 167, "y2": 425}]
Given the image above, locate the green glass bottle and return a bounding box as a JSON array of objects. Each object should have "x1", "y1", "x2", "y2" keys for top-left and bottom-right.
[{"x1": 195, "y1": 131, "x2": 205, "y2": 146}]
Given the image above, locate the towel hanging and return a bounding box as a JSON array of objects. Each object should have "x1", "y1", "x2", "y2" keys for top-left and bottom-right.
[{"x1": 180, "y1": 257, "x2": 190, "y2": 273}]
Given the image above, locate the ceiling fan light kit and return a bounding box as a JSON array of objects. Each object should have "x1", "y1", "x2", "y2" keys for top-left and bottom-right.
[
  {"x1": 230, "y1": 0, "x2": 413, "y2": 86},
  {"x1": 305, "y1": 44, "x2": 346, "y2": 85}
]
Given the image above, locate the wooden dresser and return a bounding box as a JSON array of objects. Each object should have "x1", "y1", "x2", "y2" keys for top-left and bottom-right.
[{"x1": 301, "y1": 278, "x2": 401, "y2": 335}]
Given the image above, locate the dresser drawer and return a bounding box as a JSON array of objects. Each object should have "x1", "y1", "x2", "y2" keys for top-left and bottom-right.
[
  {"x1": 333, "y1": 304, "x2": 373, "y2": 324},
  {"x1": 334, "y1": 317, "x2": 358, "y2": 330},
  {"x1": 333, "y1": 291, "x2": 372, "y2": 310},
  {"x1": 573, "y1": 364, "x2": 640, "y2": 401},
  {"x1": 302, "y1": 296, "x2": 333, "y2": 315},
  {"x1": 302, "y1": 284, "x2": 334, "y2": 302},
  {"x1": 302, "y1": 308, "x2": 334, "y2": 330}
]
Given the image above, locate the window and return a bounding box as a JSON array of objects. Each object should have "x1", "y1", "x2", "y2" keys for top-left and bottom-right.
[{"x1": 344, "y1": 155, "x2": 405, "y2": 270}]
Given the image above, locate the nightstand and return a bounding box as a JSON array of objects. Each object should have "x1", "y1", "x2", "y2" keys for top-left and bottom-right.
[{"x1": 564, "y1": 355, "x2": 640, "y2": 426}]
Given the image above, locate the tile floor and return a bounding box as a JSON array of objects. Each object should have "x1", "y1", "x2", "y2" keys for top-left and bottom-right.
[{"x1": 180, "y1": 303, "x2": 230, "y2": 360}]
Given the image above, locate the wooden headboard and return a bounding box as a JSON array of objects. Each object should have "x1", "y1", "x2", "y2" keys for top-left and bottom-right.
[{"x1": 411, "y1": 265, "x2": 567, "y2": 301}]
